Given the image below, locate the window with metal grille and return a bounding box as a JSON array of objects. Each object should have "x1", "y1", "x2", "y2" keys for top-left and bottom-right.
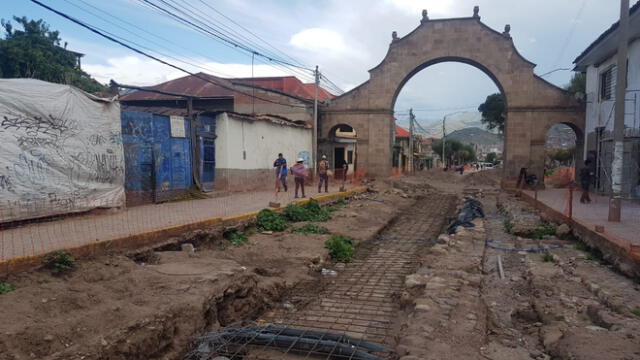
[{"x1": 599, "y1": 65, "x2": 616, "y2": 101}]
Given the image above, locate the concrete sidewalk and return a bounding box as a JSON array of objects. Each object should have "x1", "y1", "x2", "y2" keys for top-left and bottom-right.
[
  {"x1": 0, "y1": 183, "x2": 358, "y2": 263},
  {"x1": 524, "y1": 188, "x2": 640, "y2": 246}
]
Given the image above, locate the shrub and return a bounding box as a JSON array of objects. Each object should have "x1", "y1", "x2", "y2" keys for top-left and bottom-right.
[
  {"x1": 226, "y1": 231, "x2": 248, "y2": 245},
  {"x1": 257, "y1": 209, "x2": 288, "y2": 232},
  {"x1": 327, "y1": 198, "x2": 348, "y2": 213},
  {"x1": 503, "y1": 219, "x2": 514, "y2": 234},
  {"x1": 0, "y1": 283, "x2": 15, "y2": 295},
  {"x1": 325, "y1": 235, "x2": 354, "y2": 263},
  {"x1": 542, "y1": 252, "x2": 555, "y2": 263},
  {"x1": 530, "y1": 223, "x2": 557, "y2": 239},
  {"x1": 45, "y1": 251, "x2": 77, "y2": 276},
  {"x1": 285, "y1": 199, "x2": 331, "y2": 222},
  {"x1": 293, "y1": 224, "x2": 329, "y2": 235}
]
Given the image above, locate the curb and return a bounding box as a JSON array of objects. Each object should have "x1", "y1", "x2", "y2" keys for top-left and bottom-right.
[
  {"x1": 0, "y1": 186, "x2": 368, "y2": 275},
  {"x1": 519, "y1": 191, "x2": 640, "y2": 280}
]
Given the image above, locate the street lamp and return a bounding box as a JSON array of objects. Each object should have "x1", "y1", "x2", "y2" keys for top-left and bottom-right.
[{"x1": 442, "y1": 111, "x2": 467, "y2": 169}]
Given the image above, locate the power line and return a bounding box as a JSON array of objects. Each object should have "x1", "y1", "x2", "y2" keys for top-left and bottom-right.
[
  {"x1": 195, "y1": 0, "x2": 310, "y2": 69},
  {"x1": 30, "y1": 0, "x2": 308, "y2": 108},
  {"x1": 137, "y1": 0, "x2": 317, "y2": 83},
  {"x1": 139, "y1": 0, "x2": 314, "y2": 72},
  {"x1": 168, "y1": 0, "x2": 316, "y2": 82},
  {"x1": 62, "y1": 0, "x2": 237, "y2": 79}
]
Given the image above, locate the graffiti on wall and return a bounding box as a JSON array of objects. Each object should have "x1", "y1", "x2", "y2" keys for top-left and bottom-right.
[{"x1": 0, "y1": 80, "x2": 125, "y2": 222}]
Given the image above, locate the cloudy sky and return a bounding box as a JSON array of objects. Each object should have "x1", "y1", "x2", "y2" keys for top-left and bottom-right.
[{"x1": 1, "y1": 0, "x2": 628, "y2": 127}]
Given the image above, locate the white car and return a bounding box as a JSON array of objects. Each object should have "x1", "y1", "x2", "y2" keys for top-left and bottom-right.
[{"x1": 484, "y1": 163, "x2": 494, "y2": 169}]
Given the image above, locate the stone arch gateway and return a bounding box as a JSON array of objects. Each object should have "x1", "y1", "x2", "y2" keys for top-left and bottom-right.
[{"x1": 319, "y1": 8, "x2": 584, "y2": 185}]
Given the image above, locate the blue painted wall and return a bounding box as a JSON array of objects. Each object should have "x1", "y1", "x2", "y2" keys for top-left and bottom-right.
[{"x1": 121, "y1": 110, "x2": 216, "y2": 204}]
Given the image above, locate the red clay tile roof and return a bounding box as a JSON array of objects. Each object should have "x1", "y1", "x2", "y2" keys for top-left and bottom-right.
[
  {"x1": 395, "y1": 125, "x2": 410, "y2": 138},
  {"x1": 120, "y1": 73, "x2": 335, "y2": 102}
]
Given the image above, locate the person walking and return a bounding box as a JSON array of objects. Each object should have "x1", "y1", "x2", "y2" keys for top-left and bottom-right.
[
  {"x1": 318, "y1": 155, "x2": 330, "y2": 193},
  {"x1": 291, "y1": 158, "x2": 308, "y2": 198},
  {"x1": 273, "y1": 153, "x2": 288, "y2": 192},
  {"x1": 579, "y1": 160, "x2": 594, "y2": 204}
]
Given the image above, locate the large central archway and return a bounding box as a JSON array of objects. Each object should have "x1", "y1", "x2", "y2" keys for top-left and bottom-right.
[{"x1": 320, "y1": 7, "x2": 584, "y2": 185}]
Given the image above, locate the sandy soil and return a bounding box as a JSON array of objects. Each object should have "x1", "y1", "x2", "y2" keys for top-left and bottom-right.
[
  {"x1": 0, "y1": 184, "x2": 413, "y2": 360},
  {"x1": 2, "y1": 170, "x2": 639, "y2": 360}
]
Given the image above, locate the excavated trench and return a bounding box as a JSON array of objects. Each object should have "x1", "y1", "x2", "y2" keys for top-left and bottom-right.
[
  {"x1": 0, "y1": 187, "x2": 460, "y2": 360},
  {"x1": 181, "y1": 195, "x2": 458, "y2": 360}
]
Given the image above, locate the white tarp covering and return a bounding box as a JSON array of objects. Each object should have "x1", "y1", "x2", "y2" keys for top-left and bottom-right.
[{"x1": 0, "y1": 79, "x2": 125, "y2": 222}]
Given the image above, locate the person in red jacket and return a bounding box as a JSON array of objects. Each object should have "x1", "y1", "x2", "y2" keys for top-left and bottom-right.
[{"x1": 291, "y1": 158, "x2": 308, "y2": 198}]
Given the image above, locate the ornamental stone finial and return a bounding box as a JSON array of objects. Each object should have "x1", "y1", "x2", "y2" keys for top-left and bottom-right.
[
  {"x1": 392, "y1": 31, "x2": 398, "y2": 42},
  {"x1": 503, "y1": 24, "x2": 511, "y2": 38},
  {"x1": 421, "y1": 9, "x2": 429, "y2": 23},
  {"x1": 473, "y1": 6, "x2": 480, "y2": 18}
]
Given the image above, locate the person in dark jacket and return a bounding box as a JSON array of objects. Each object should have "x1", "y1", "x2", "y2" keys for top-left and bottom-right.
[
  {"x1": 273, "y1": 153, "x2": 287, "y2": 192},
  {"x1": 579, "y1": 160, "x2": 594, "y2": 204}
]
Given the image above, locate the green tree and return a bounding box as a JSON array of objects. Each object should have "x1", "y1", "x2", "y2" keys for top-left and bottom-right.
[
  {"x1": 0, "y1": 16, "x2": 106, "y2": 93},
  {"x1": 432, "y1": 138, "x2": 476, "y2": 166},
  {"x1": 564, "y1": 72, "x2": 586, "y2": 95},
  {"x1": 486, "y1": 152, "x2": 497, "y2": 164},
  {"x1": 478, "y1": 93, "x2": 505, "y2": 134}
]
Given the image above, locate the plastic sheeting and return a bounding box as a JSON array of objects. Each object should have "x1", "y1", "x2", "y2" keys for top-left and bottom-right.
[{"x1": 0, "y1": 79, "x2": 125, "y2": 223}]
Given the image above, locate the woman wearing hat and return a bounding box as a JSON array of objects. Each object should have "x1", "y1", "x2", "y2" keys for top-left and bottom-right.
[{"x1": 290, "y1": 158, "x2": 308, "y2": 198}]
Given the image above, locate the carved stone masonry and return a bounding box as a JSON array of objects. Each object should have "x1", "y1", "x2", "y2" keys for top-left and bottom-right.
[
  {"x1": 391, "y1": 31, "x2": 399, "y2": 43},
  {"x1": 503, "y1": 24, "x2": 511, "y2": 38},
  {"x1": 421, "y1": 9, "x2": 429, "y2": 24}
]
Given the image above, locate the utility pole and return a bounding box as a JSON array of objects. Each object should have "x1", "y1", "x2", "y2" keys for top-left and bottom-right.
[
  {"x1": 313, "y1": 65, "x2": 319, "y2": 176},
  {"x1": 608, "y1": 0, "x2": 629, "y2": 222},
  {"x1": 409, "y1": 109, "x2": 415, "y2": 173},
  {"x1": 442, "y1": 115, "x2": 447, "y2": 169}
]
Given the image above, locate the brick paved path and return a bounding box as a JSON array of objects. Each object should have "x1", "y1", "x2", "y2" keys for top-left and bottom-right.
[
  {"x1": 0, "y1": 184, "x2": 353, "y2": 262},
  {"x1": 268, "y1": 195, "x2": 457, "y2": 346},
  {"x1": 524, "y1": 188, "x2": 640, "y2": 246}
]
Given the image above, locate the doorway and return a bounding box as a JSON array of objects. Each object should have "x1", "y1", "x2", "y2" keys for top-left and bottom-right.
[{"x1": 334, "y1": 147, "x2": 345, "y2": 179}]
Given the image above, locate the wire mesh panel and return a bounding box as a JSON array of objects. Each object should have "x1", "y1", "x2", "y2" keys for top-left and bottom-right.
[{"x1": 185, "y1": 197, "x2": 456, "y2": 359}]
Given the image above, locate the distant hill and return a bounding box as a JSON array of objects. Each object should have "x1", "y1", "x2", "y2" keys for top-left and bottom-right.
[
  {"x1": 415, "y1": 111, "x2": 487, "y2": 139},
  {"x1": 445, "y1": 127, "x2": 502, "y2": 146}
]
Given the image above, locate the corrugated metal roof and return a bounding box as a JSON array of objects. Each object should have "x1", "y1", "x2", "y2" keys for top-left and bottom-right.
[
  {"x1": 121, "y1": 105, "x2": 310, "y2": 129},
  {"x1": 120, "y1": 73, "x2": 235, "y2": 101},
  {"x1": 120, "y1": 73, "x2": 335, "y2": 102}
]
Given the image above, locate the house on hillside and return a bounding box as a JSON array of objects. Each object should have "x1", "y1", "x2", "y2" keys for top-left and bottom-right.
[
  {"x1": 573, "y1": 1, "x2": 640, "y2": 198},
  {"x1": 118, "y1": 74, "x2": 330, "y2": 203}
]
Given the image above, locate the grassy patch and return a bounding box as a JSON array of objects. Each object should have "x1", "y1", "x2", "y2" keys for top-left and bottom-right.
[
  {"x1": 630, "y1": 307, "x2": 640, "y2": 317},
  {"x1": 553, "y1": 315, "x2": 566, "y2": 322},
  {"x1": 503, "y1": 219, "x2": 514, "y2": 234},
  {"x1": 325, "y1": 234, "x2": 354, "y2": 263},
  {"x1": 575, "y1": 240, "x2": 604, "y2": 262},
  {"x1": 225, "y1": 231, "x2": 249, "y2": 246},
  {"x1": 326, "y1": 198, "x2": 348, "y2": 212},
  {"x1": 0, "y1": 283, "x2": 15, "y2": 295},
  {"x1": 575, "y1": 242, "x2": 589, "y2": 251},
  {"x1": 285, "y1": 199, "x2": 331, "y2": 222},
  {"x1": 293, "y1": 224, "x2": 329, "y2": 235},
  {"x1": 257, "y1": 209, "x2": 289, "y2": 232},
  {"x1": 530, "y1": 222, "x2": 557, "y2": 240},
  {"x1": 44, "y1": 251, "x2": 77, "y2": 276},
  {"x1": 542, "y1": 252, "x2": 555, "y2": 263}
]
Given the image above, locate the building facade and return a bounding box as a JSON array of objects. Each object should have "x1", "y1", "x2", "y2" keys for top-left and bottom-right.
[{"x1": 574, "y1": 1, "x2": 640, "y2": 198}]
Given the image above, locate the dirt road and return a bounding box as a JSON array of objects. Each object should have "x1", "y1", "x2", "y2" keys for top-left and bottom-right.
[{"x1": 1, "y1": 170, "x2": 639, "y2": 360}]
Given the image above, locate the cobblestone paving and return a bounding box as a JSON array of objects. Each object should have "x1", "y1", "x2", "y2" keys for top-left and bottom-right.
[{"x1": 269, "y1": 195, "x2": 457, "y2": 346}]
